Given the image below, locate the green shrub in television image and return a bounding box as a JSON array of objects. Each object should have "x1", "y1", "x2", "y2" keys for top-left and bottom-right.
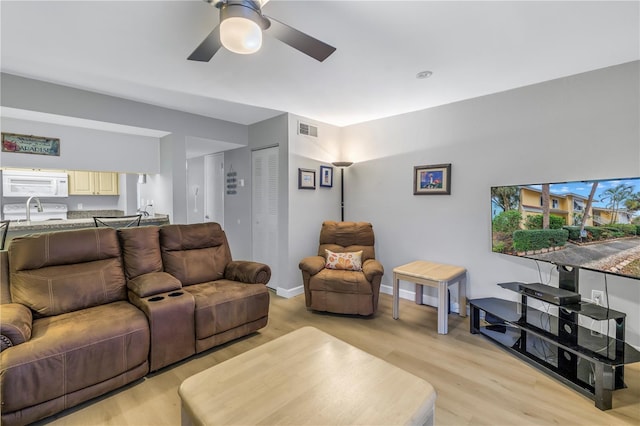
[{"x1": 491, "y1": 176, "x2": 640, "y2": 279}]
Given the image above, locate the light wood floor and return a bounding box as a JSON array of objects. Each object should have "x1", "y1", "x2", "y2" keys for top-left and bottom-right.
[{"x1": 36, "y1": 292, "x2": 639, "y2": 426}]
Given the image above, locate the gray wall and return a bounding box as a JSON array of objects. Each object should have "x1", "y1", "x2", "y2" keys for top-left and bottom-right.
[
  {"x1": 1, "y1": 73, "x2": 250, "y2": 224},
  {"x1": 224, "y1": 114, "x2": 290, "y2": 263},
  {"x1": 285, "y1": 114, "x2": 342, "y2": 295},
  {"x1": 1, "y1": 73, "x2": 248, "y2": 143},
  {"x1": 252, "y1": 114, "x2": 289, "y2": 293},
  {"x1": 0, "y1": 117, "x2": 157, "y2": 215},
  {"x1": 0, "y1": 117, "x2": 160, "y2": 173},
  {"x1": 223, "y1": 146, "x2": 253, "y2": 260},
  {"x1": 2, "y1": 63, "x2": 638, "y2": 345},
  {"x1": 118, "y1": 173, "x2": 139, "y2": 216},
  {"x1": 341, "y1": 61, "x2": 640, "y2": 346},
  {"x1": 224, "y1": 113, "x2": 345, "y2": 296}
]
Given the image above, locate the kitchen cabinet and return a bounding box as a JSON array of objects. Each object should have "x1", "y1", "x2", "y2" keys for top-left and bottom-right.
[{"x1": 68, "y1": 171, "x2": 119, "y2": 195}]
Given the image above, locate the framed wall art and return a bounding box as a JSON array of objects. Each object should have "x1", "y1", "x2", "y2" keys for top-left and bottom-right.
[
  {"x1": 2, "y1": 132, "x2": 60, "y2": 156},
  {"x1": 319, "y1": 165, "x2": 333, "y2": 188},
  {"x1": 413, "y1": 163, "x2": 451, "y2": 195},
  {"x1": 298, "y1": 168, "x2": 316, "y2": 190}
]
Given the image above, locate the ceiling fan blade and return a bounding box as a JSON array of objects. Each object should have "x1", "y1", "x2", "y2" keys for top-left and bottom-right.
[
  {"x1": 188, "y1": 25, "x2": 222, "y2": 62},
  {"x1": 265, "y1": 17, "x2": 336, "y2": 62}
]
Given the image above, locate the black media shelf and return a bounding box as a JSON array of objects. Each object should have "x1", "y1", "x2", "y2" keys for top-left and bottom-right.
[
  {"x1": 471, "y1": 288, "x2": 640, "y2": 411},
  {"x1": 497, "y1": 282, "x2": 626, "y2": 322}
]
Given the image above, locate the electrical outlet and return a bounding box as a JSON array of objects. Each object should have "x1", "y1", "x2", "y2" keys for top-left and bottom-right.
[
  {"x1": 590, "y1": 325, "x2": 604, "y2": 337},
  {"x1": 77, "y1": 203, "x2": 83, "y2": 210},
  {"x1": 591, "y1": 290, "x2": 604, "y2": 306}
]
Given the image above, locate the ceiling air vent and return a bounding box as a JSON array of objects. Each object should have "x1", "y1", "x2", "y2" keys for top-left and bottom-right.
[{"x1": 298, "y1": 121, "x2": 318, "y2": 138}]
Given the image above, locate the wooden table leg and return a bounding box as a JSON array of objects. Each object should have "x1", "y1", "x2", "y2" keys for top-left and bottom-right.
[
  {"x1": 415, "y1": 283, "x2": 423, "y2": 305},
  {"x1": 458, "y1": 274, "x2": 467, "y2": 317}
]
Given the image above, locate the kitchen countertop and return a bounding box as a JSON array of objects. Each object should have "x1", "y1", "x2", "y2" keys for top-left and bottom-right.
[{"x1": 7, "y1": 214, "x2": 170, "y2": 232}]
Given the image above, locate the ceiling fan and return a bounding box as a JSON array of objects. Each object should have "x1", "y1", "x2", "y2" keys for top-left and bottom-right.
[{"x1": 188, "y1": 0, "x2": 336, "y2": 62}]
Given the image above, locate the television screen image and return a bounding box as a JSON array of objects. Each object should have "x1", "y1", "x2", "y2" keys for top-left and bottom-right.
[{"x1": 491, "y1": 177, "x2": 640, "y2": 280}]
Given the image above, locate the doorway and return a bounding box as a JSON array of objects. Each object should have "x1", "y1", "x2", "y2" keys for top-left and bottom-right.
[{"x1": 204, "y1": 153, "x2": 224, "y2": 225}]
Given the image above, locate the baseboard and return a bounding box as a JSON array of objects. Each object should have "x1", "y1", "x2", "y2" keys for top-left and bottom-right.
[
  {"x1": 276, "y1": 285, "x2": 304, "y2": 299},
  {"x1": 380, "y1": 283, "x2": 461, "y2": 314},
  {"x1": 276, "y1": 283, "x2": 462, "y2": 314}
]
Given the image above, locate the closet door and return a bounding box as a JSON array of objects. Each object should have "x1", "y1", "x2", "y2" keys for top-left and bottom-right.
[{"x1": 252, "y1": 147, "x2": 278, "y2": 290}]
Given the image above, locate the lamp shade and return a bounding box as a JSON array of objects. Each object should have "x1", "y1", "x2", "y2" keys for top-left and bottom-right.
[
  {"x1": 220, "y1": 16, "x2": 262, "y2": 54},
  {"x1": 332, "y1": 161, "x2": 354, "y2": 168}
]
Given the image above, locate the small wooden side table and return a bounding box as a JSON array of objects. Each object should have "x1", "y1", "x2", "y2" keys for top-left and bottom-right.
[{"x1": 393, "y1": 260, "x2": 467, "y2": 334}]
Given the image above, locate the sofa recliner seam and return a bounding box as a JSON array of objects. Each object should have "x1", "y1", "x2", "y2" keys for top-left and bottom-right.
[{"x1": 2, "y1": 326, "x2": 149, "y2": 370}]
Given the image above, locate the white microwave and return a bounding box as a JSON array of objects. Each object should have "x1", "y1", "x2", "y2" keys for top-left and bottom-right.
[{"x1": 2, "y1": 170, "x2": 69, "y2": 198}]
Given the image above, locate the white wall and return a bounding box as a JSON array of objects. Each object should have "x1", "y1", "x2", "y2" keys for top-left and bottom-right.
[{"x1": 342, "y1": 61, "x2": 640, "y2": 346}]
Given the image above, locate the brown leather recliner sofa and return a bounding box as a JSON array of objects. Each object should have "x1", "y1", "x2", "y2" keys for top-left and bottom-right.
[
  {"x1": 299, "y1": 221, "x2": 384, "y2": 316},
  {"x1": 0, "y1": 222, "x2": 270, "y2": 426}
]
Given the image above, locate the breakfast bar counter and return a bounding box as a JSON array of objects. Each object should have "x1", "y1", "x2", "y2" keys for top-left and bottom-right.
[{"x1": 5, "y1": 214, "x2": 170, "y2": 246}]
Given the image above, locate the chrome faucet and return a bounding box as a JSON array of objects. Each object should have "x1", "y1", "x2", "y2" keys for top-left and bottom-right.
[{"x1": 26, "y1": 196, "x2": 43, "y2": 223}]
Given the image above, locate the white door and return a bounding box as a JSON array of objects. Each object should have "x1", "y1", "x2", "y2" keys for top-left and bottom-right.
[
  {"x1": 204, "y1": 153, "x2": 224, "y2": 225},
  {"x1": 252, "y1": 147, "x2": 279, "y2": 290}
]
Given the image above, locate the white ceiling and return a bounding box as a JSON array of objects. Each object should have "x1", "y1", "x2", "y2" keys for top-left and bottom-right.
[{"x1": 1, "y1": 0, "x2": 639, "y2": 130}]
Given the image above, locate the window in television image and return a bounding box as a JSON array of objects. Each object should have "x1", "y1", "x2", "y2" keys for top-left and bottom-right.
[{"x1": 491, "y1": 177, "x2": 640, "y2": 280}]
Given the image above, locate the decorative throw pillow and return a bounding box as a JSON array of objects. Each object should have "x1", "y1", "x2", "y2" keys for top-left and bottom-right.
[{"x1": 325, "y1": 249, "x2": 363, "y2": 271}]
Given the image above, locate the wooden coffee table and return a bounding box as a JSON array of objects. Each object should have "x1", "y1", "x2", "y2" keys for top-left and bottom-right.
[
  {"x1": 393, "y1": 260, "x2": 467, "y2": 334},
  {"x1": 179, "y1": 326, "x2": 436, "y2": 425}
]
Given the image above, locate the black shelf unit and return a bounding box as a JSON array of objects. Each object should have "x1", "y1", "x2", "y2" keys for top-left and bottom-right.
[{"x1": 470, "y1": 282, "x2": 640, "y2": 410}]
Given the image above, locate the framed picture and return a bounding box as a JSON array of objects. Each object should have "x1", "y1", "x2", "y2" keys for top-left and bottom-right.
[
  {"x1": 298, "y1": 168, "x2": 316, "y2": 190},
  {"x1": 2, "y1": 132, "x2": 60, "y2": 156},
  {"x1": 413, "y1": 163, "x2": 451, "y2": 195},
  {"x1": 319, "y1": 165, "x2": 333, "y2": 188}
]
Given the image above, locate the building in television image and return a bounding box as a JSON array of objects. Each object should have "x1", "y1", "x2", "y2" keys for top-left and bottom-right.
[{"x1": 491, "y1": 177, "x2": 640, "y2": 279}]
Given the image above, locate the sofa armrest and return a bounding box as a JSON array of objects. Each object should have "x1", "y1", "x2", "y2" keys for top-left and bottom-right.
[
  {"x1": 1, "y1": 303, "x2": 33, "y2": 351},
  {"x1": 225, "y1": 261, "x2": 271, "y2": 284},
  {"x1": 127, "y1": 272, "x2": 182, "y2": 298},
  {"x1": 299, "y1": 256, "x2": 326, "y2": 276},
  {"x1": 362, "y1": 259, "x2": 384, "y2": 282}
]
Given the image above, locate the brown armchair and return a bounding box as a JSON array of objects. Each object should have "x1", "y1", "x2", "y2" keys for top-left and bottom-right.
[{"x1": 299, "y1": 221, "x2": 384, "y2": 315}]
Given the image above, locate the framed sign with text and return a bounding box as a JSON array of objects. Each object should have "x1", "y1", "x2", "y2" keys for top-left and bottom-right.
[{"x1": 2, "y1": 133, "x2": 60, "y2": 156}]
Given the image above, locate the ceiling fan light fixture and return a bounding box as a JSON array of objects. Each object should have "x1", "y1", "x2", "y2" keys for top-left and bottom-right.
[
  {"x1": 188, "y1": 0, "x2": 335, "y2": 63},
  {"x1": 220, "y1": 16, "x2": 262, "y2": 54}
]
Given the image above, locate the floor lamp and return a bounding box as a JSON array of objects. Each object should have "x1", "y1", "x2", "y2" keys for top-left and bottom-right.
[{"x1": 331, "y1": 161, "x2": 353, "y2": 221}]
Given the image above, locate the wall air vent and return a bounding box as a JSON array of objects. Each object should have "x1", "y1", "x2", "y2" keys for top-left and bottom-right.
[{"x1": 298, "y1": 121, "x2": 318, "y2": 138}]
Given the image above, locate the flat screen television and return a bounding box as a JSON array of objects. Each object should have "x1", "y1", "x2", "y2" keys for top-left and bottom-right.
[{"x1": 491, "y1": 176, "x2": 640, "y2": 281}]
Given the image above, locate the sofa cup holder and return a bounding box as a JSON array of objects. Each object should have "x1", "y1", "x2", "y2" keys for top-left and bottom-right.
[
  {"x1": 148, "y1": 296, "x2": 165, "y2": 302},
  {"x1": 168, "y1": 291, "x2": 184, "y2": 297}
]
